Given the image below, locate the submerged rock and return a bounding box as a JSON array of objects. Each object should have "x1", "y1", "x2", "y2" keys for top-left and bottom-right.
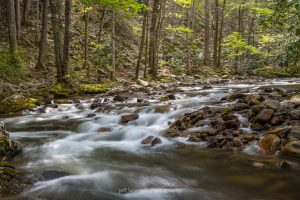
[{"x1": 259, "y1": 134, "x2": 281, "y2": 154}]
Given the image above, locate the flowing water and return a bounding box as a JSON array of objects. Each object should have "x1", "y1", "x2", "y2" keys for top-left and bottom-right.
[{"x1": 2, "y1": 79, "x2": 300, "y2": 200}]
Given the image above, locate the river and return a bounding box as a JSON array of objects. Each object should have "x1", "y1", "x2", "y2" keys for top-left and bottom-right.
[{"x1": 2, "y1": 78, "x2": 300, "y2": 200}]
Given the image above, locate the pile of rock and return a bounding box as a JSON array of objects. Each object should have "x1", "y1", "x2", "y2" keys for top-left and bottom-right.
[{"x1": 165, "y1": 87, "x2": 300, "y2": 159}]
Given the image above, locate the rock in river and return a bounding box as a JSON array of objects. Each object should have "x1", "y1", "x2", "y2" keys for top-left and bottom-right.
[
  {"x1": 255, "y1": 109, "x2": 274, "y2": 123},
  {"x1": 259, "y1": 134, "x2": 281, "y2": 154},
  {"x1": 262, "y1": 99, "x2": 281, "y2": 111},
  {"x1": 281, "y1": 141, "x2": 300, "y2": 159},
  {"x1": 120, "y1": 114, "x2": 139, "y2": 123}
]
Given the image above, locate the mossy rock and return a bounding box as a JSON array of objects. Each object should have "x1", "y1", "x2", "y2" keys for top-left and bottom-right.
[
  {"x1": 78, "y1": 83, "x2": 110, "y2": 94},
  {"x1": 160, "y1": 96, "x2": 169, "y2": 102},
  {"x1": 48, "y1": 83, "x2": 72, "y2": 98},
  {"x1": 0, "y1": 136, "x2": 22, "y2": 161},
  {"x1": 0, "y1": 94, "x2": 39, "y2": 114},
  {"x1": 0, "y1": 161, "x2": 27, "y2": 195}
]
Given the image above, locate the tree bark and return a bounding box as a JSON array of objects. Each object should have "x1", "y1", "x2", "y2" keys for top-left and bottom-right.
[
  {"x1": 135, "y1": 0, "x2": 149, "y2": 80},
  {"x1": 36, "y1": 0, "x2": 49, "y2": 70},
  {"x1": 213, "y1": 0, "x2": 219, "y2": 68},
  {"x1": 149, "y1": 0, "x2": 161, "y2": 78},
  {"x1": 144, "y1": 8, "x2": 149, "y2": 78},
  {"x1": 14, "y1": 0, "x2": 20, "y2": 39},
  {"x1": 49, "y1": 0, "x2": 63, "y2": 82},
  {"x1": 8, "y1": 0, "x2": 17, "y2": 54},
  {"x1": 217, "y1": 0, "x2": 226, "y2": 68},
  {"x1": 22, "y1": 0, "x2": 31, "y2": 25},
  {"x1": 203, "y1": 0, "x2": 210, "y2": 65},
  {"x1": 186, "y1": 8, "x2": 191, "y2": 75},
  {"x1": 97, "y1": 6, "x2": 106, "y2": 43},
  {"x1": 110, "y1": 10, "x2": 116, "y2": 80},
  {"x1": 62, "y1": 0, "x2": 72, "y2": 81},
  {"x1": 83, "y1": 10, "x2": 88, "y2": 69}
]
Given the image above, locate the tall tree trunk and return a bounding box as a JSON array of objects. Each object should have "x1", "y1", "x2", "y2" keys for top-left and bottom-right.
[
  {"x1": 186, "y1": 8, "x2": 191, "y2": 75},
  {"x1": 83, "y1": 10, "x2": 88, "y2": 69},
  {"x1": 14, "y1": 0, "x2": 20, "y2": 39},
  {"x1": 149, "y1": 0, "x2": 161, "y2": 78},
  {"x1": 110, "y1": 10, "x2": 116, "y2": 80},
  {"x1": 36, "y1": 0, "x2": 40, "y2": 41},
  {"x1": 36, "y1": 0, "x2": 49, "y2": 69},
  {"x1": 217, "y1": 0, "x2": 226, "y2": 68},
  {"x1": 8, "y1": 0, "x2": 17, "y2": 54},
  {"x1": 203, "y1": 0, "x2": 210, "y2": 65},
  {"x1": 22, "y1": 0, "x2": 31, "y2": 25},
  {"x1": 97, "y1": 6, "x2": 106, "y2": 43},
  {"x1": 213, "y1": 0, "x2": 219, "y2": 68},
  {"x1": 49, "y1": 0, "x2": 63, "y2": 82},
  {"x1": 135, "y1": 0, "x2": 149, "y2": 80},
  {"x1": 62, "y1": 0, "x2": 72, "y2": 81},
  {"x1": 144, "y1": 8, "x2": 149, "y2": 78}
]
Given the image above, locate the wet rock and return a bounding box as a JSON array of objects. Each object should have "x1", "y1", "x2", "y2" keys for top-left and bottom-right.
[
  {"x1": 154, "y1": 105, "x2": 171, "y2": 113},
  {"x1": 267, "y1": 126, "x2": 292, "y2": 138},
  {"x1": 234, "y1": 103, "x2": 250, "y2": 111},
  {"x1": 141, "y1": 136, "x2": 154, "y2": 145},
  {"x1": 98, "y1": 127, "x2": 111, "y2": 132},
  {"x1": 42, "y1": 170, "x2": 71, "y2": 181},
  {"x1": 290, "y1": 109, "x2": 300, "y2": 120},
  {"x1": 270, "y1": 115, "x2": 286, "y2": 126},
  {"x1": 255, "y1": 109, "x2": 274, "y2": 123},
  {"x1": 289, "y1": 126, "x2": 300, "y2": 139},
  {"x1": 0, "y1": 121, "x2": 9, "y2": 136},
  {"x1": 151, "y1": 137, "x2": 162, "y2": 146},
  {"x1": 277, "y1": 160, "x2": 291, "y2": 169},
  {"x1": 228, "y1": 92, "x2": 246, "y2": 100},
  {"x1": 288, "y1": 94, "x2": 300, "y2": 104},
  {"x1": 243, "y1": 133, "x2": 255, "y2": 142},
  {"x1": 86, "y1": 113, "x2": 96, "y2": 118},
  {"x1": 167, "y1": 94, "x2": 176, "y2": 100},
  {"x1": 221, "y1": 114, "x2": 241, "y2": 129},
  {"x1": 0, "y1": 94, "x2": 39, "y2": 114},
  {"x1": 120, "y1": 113, "x2": 139, "y2": 123},
  {"x1": 259, "y1": 134, "x2": 281, "y2": 154},
  {"x1": 245, "y1": 94, "x2": 263, "y2": 106},
  {"x1": 251, "y1": 105, "x2": 266, "y2": 114},
  {"x1": 113, "y1": 95, "x2": 126, "y2": 102},
  {"x1": 262, "y1": 99, "x2": 281, "y2": 111},
  {"x1": 281, "y1": 141, "x2": 300, "y2": 158},
  {"x1": 233, "y1": 138, "x2": 243, "y2": 147},
  {"x1": 187, "y1": 135, "x2": 200, "y2": 142}
]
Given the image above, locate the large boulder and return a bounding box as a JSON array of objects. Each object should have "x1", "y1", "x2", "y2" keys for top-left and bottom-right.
[
  {"x1": 0, "y1": 94, "x2": 39, "y2": 114},
  {"x1": 262, "y1": 99, "x2": 281, "y2": 111},
  {"x1": 259, "y1": 134, "x2": 281, "y2": 154},
  {"x1": 281, "y1": 141, "x2": 300, "y2": 158},
  {"x1": 0, "y1": 136, "x2": 22, "y2": 161},
  {"x1": 255, "y1": 109, "x2": 274, "y2": 123}
]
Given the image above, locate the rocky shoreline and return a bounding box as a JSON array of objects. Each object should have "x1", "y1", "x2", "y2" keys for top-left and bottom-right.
[{"x1": 164, "y1": 86, "x2": 300, "y2": 161}]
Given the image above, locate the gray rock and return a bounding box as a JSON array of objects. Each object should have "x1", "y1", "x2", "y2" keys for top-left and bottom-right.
[
  {"x1": 262, "y1": 99, "x2": 281, "y2": 111},
  {"x1": 289, "y1": 126, "x2": 300, "y2": 139},
  {"x1": 120, "y1": 113, "x2": 139, "y2": 123},
  {"x1": 291, "y1": 109, "x2": 300, "y2": 120},
  {"x1": 256, "y1": 109, "x2": 274, "y2": 123}
]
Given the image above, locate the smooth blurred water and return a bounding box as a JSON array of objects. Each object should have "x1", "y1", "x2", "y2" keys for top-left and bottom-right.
[{"x1": 2, "y1": 78, "x2": 300, "y2": 200}]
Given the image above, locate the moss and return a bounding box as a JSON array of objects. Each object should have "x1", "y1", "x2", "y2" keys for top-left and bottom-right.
[
  {"x1": 49, "y1": 83, "x2": 72, "y2": 98},
  {"x1": 78, "y1": 83, "x2": 110, "y2": 94},
  {"x1": 0, "y1": 95, "x2": 40, "y2": 114},
  {"x1": 160, "y1": 96, "x2": 169, "y2": 102}
]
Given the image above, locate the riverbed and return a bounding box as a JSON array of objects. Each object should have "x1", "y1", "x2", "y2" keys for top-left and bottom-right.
[{"x1": 2, "y1": 78, "x2": 300, "y2": 200}]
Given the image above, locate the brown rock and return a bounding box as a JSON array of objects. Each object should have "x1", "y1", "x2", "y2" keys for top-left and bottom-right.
[
  {"x1": 244, "y1": 133, "x2": 255, "y2": 142},
  {"x1": 233, "y1": 138, "x2": 243, "y2": 147},
  {"x1": 141, "y1": 136, "x2": 154, "y2": 145},
  {"x1": 120, "y1": 113, "x2": 139, "y2": 123},
  {"x1": 98, "y1": 127, "x2": 111, "y2": 132},
  {"x1": 151, "y1": 137, "x2": 162, "y2": 146},
  {"x1": 255, "y1": 109, "x2": 274, "y2": 123},
  {"x1": 289, "y1": 126, "x2": 300, "y2": 139},
  {"x1": 251, "y1": 123, "x2": 264, "y2": 131},
  {"x1": 267, "y1": 126, "x2": 292, "y2": 138},
  {"x1": 259, "y1": 134, "x2": 281, "y2": 154},
  {"x1": 270, "y1": 115, "x2": 286, "y2": 126},
  {"x1": 281, "y1": 141, "x2": 300, "y2": 158},
  {"x1": 154, "y1": 105, "x2": 171, "y2": 113}
]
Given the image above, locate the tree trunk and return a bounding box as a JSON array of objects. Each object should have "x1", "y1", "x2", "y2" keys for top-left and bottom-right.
[
  {"x1": 149, "y1": 0, "x2": 161, "y2": 78},
  {"x1": 62, "y1": 0, "x2": 72, "y2": 81},
  {"x1": 22, "y1": 0, "x2": 31, "y2": 25},
  {"x1": 203, "y1": 0, "x2": 210, "y2": 65},
  {"x1": 186, "y1": 8, "x2": 191, "y2": 75},
  {"x1": 49, "y1": 0, "x2": 63, "y2": 82},
  {"x1": 144, "y1": 8, "x2": 149, "y2": 78},
  {"x1": 8, "y1": 0, "x2": 17, "y2": 54},
  {"x1": 213, "y1": 0, "x2": 219, "y2": 68},
  {"x1": 135, "y1": 0, "x2": 149, "y2": 80},
  {"x1": 110, "y1": 10, "x2": 116, "y2": 81},
  {"x1": 14, "y1": 0, "x2": 20, "y2": 39},
  {"x1": 83, "y1": 10, "x2": 88, "y2": 69},
  {"x1": 217, "y1": 0, "x2": 226, "y2": 68},
  {"x1": 36, "y1": 0, "x2": 40, "y2": 41},
  {"x1": 36, "y1": 0, "x2": 49, "y2": 70},
  {"x1": 97, "y1": 6, "x2": 106, "y2": 43}
]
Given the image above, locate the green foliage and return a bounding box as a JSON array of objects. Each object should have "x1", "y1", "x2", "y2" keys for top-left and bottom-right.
[
  {"x1": 0, "y1": 52, "x2": 27, "y2": 84},
  {"x1": 79, "y1": 83, "x2": 111, "y2": 94}
]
